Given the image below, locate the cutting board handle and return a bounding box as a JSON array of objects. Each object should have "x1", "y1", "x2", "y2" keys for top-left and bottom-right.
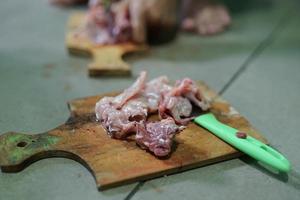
[
  {"x1": 0, "y1": 131, "x2": 61, "y2": 172},
  {"x1": 88, "y1": 47, "x2": 130, "y2": 76}
]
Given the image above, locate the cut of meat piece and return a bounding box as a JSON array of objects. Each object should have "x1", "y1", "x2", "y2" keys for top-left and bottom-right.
[
  {"x1": 94, "y1": 71, "x2": 210, "y2": 157},
  {"x1": 95, "y1": 96, "x2": 114, "y2": 121},
  {"x1": 95, "y1": 71, "x2": 147, "y2": 138},
  {"x1": 82, "y1": 0, "x2": 133, "y2": 45},
  {"x1": 136, "y1": 118, "x2": 182, "y2": 157},
  {"x1": 185, "y1": 91, "x2": 210, "y2": 111},
  {"x1": 145, "y1": 76, "x2": 172, "y2": 95},
  {"x1": 113, "y1": 71, "x2": 147, "y2": 108},
  {"x1": 122, "y1": 98, "x2": 148, "y2": 122},
  {"x1": 159, "y1": 78, "x2": 209, "y2": 125},
  {"x1": 159, "y1": 96, "x2": 193, "y2": 125},
  {"x1": 95, "y1": 97, "x2": 136, "y2": 138},
  {"x1": 168, "y1": 97, "x2": 192, "y2": 119},
  {"x1": 174, "y1": 78, "x2": 210, "y2": 111},
  {"x1": 143, "y1": 76, "x2": 172, "y2": 113}
]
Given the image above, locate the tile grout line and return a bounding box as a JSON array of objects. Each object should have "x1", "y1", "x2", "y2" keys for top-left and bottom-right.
[
  {"x1": 218, "y1": 10, "x2": 292, "y2": 95},
  {"x1": 124, "y1": 181, "x2": 145, "y2": 200},
  {"x1": 123, "y1": 8, "x2": 293, "y2": 200}
]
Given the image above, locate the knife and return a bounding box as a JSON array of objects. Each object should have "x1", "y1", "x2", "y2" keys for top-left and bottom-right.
[{"x1": 194, "y1": 113, "x2": 290, "y2": 172}]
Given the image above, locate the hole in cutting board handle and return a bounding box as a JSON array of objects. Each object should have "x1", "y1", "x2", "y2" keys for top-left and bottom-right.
[{"x1": 17, "y1": 141, "x2": 27, "y2": 148}]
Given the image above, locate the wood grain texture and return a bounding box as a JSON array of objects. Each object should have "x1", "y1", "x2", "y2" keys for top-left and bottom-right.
[
  {"x1": 0, "y1": 81, "x2": 267, "y2": 190},
  {"x1": 66, "y1": 12, "x2": 147, "y2": 76}
]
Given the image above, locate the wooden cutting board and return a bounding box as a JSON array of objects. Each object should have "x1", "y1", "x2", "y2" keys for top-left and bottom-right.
[
  {"x1": 0, "y1": 81, "x2": 267, "y2": 190},
  {"x1": 66, "y1": 12, "x2": 147, "y2": 76}
]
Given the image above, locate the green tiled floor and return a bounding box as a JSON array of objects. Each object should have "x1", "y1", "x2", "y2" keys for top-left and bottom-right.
[{"x1": 0, "y1": 0, "x2": 299, "y2": 200}]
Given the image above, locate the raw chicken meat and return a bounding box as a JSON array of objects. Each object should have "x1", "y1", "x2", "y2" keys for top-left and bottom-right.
[
  {"x1": 113, "y1": 71, "x2": 146, "y2": 108},
  {"x1": 95, "y1": 71, "x2": 210, "y2": 156},
  {"x1": 82, "y1": 0, "x2": 133, "y2": 44},
  {"x1": 175, "y1": 78, "x2": 210, "y2": 110},
  {"x1": 136, "y1": 118, "x2": 182, "y2": 157},
  {"x1": 95, "y1": 71, "x2": 147, "y2": 138},
  {"x1": 181, "y1": 0, "x2": 231, "y2": 35},
  {"x1": 143, "y1": 76, "x2": 172, "y2": 113},
  {"x1": 159, "y1": 95, "x2": 193, "y2": 125},
  {"x1": 159, "y1": 78, "x2": 209, "y2": 125},
  {"x1": 95, "y1": 97, "x2": 136, "y2": 138}
]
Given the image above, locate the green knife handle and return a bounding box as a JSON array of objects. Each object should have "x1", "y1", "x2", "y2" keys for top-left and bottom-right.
[{"x1": 194, "y1": 113, "x2": 290, "y2": 172}]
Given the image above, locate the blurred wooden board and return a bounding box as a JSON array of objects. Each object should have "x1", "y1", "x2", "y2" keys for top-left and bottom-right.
[
  {"x1": 0, "y1": 81, "x2": 267, "y2": 190},
  {"x1": 66, "y1": 12, "x2": 147, "y2": 76}
]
